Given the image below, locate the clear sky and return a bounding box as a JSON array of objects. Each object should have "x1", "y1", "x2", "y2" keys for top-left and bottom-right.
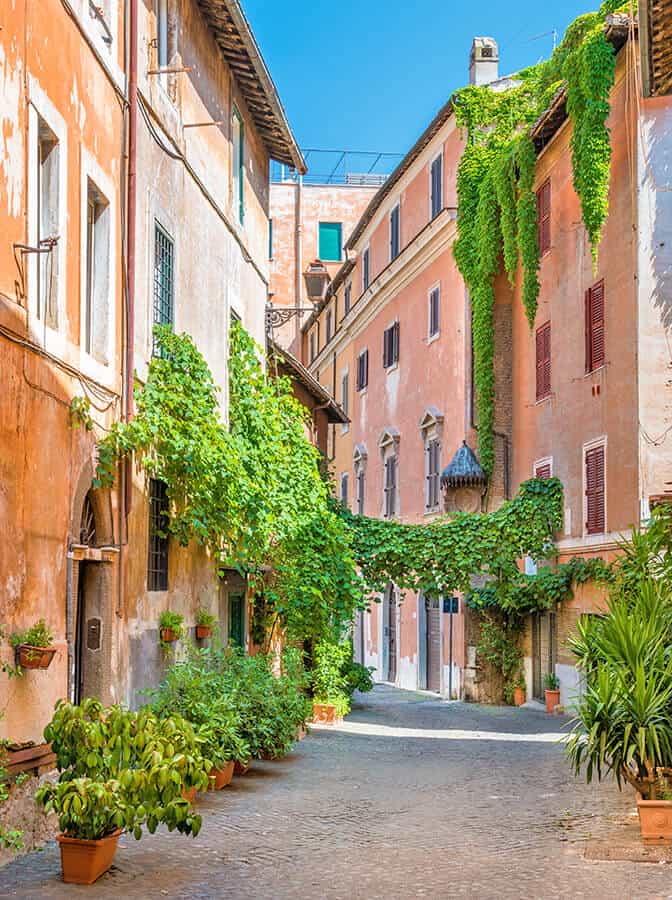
[{"x1": 244, "y1": 0, "x2": 595, "y2": 175}]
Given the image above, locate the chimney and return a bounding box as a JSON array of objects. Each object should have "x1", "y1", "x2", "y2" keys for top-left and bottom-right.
[{"x1": 469, "y1": 37, "x2": 499, "y2": 86}]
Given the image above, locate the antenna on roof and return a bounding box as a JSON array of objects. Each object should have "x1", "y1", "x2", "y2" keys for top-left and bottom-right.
[{"x1": 527, "y1": 29, "x2": 558, "y2": 52}]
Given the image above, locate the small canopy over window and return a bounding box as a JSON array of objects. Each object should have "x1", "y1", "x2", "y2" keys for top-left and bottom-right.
[
  {"x1": 378, "y1": 427, "x2": 400, "y2": 451},
  {"x1": 418, "y1": 406, "x2": 444, "y2": 431},
  {"x1": 440, "y1": 441, "x2": 486, "y2": 489}
]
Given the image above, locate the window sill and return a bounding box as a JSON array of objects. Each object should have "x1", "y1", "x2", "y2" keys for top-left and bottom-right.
[
  {"x1": 427, "y1": 332, "x2": 440, "y2": 346},
  {"x1": 535, "y1": 393, "x2": 552, "y2": 406},
  {"x1": 584, "y1": 364, "x2": 607, "y2": 378},
  {"x1": 384, "y1": 363, "x2": 399, "y2": 375},
  {"x1": 341, "y1": 425, "x2": 350, "y2": 435},
  {"x1": 356, "y1": 387, "x2": 368, "y2": 397},
  {"x1": 423, "y1": 508, "x2": 441, "y2": 518}
]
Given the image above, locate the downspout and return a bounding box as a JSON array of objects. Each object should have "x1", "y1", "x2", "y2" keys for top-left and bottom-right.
[
  {"x1": 294, "y1": 173, "x2": 303, "y2": 348},
  {"x1": 124, "y1": 0, "x2": 138, "y2": 524}
]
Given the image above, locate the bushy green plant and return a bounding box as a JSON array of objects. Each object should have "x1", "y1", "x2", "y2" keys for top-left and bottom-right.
[
  {"x1": 543, "y1": 672, "x2": 560, "y2": 691},
  {"x1": 38, "y1": 699, "x2": 209, "y2": 840},
  {"x1": 8, "y1": 619, "x2": 53, "y2": 648},
  {"x1": 0, "y1": 736, "x2": 23, "y2": 852},
  {"x1": 311, "y1": 640, "x2": 354, "y2": 716},
  {"x1": 195, "y1": 607, "x2": 216, "y2": 629},
  {"x1": 159, "y1": 610, "x2": 184, "y2": 636}
]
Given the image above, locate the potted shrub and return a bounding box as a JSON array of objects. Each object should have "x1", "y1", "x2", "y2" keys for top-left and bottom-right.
[
  {"x1": 195, "y1": 607, "x2": 216, "y2": 641},
  {"x1": 311, "y1": 640, "x2": 352, "y2": 725},
  {"x1": 9, "y1": 619, "x2": 57, "y2": 671},
  {"x1": 543, "y1": 673, "x2": 560, "y2": 713},
  {"x1": 159, "y1": 610, "x2": 184, "y2": 644},
  {"x1": 513, "y1": 674, "x2": 526, "y2": 707}
]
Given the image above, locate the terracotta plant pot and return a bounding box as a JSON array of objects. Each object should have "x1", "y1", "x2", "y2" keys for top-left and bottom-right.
[
  {"x1": 16, "y1": 644, "x2": 57, "y2": 670},
  {"x1": 210, "y1": 761, "x2": 235, "y2": 790},
  {"x1": 160, "y1": 627, "x2": 179, "y2": 643},
  {"x1": 637, "y1": 794, "x2": 672, "y2": 840},
  {"x1": 312, "y1": 702, "x2": 341, "y2": 725},
  {"x1": 544, "y1": 689, "x2": 560, "y2": 714},
  {"x1": 57, "y1": 830, "x2": 120, "y2": 884},
  {"x1": 513, "y1": 687, "x2": 526, "y2": 707},
  {"x1": 195, "y1": 625, "x2": 212, "y2": 640},
  {"x1": 234, "y1": 760, "x2": 250, "y2": 776},
  {"x1": 181, "y1": 785, "x2": 197, "y2": 803}
]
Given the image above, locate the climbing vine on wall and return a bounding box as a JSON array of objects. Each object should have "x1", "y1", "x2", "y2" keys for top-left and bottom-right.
[{"x1": 453, "y1": 0, "x2": 628, "y2": 473}]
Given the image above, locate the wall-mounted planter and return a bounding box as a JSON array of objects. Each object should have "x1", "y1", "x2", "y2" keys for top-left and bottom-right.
[
  {"x1": 637, "y1": 794, "x2": 672, "y2": 840},
  {"x1": 312, "y1": 702, "x2": 342, "y2": 725},
  {"x1": 15, "y1": 644, "x2": 57, "y2": 670},
  {"x1": 210, "y1": 761, "x2": 235, "y2": 790},
  {"x1": 195, "y1": 625, "x2": 212, "y2": 640},
  {"x1": 159, "y1": 628, "x2": 179, "y2": 643},
  {"x1": 57, "y1": 830, "x2": 121, "y2": 884},
  {"x1": 545, "y1": 689, "x2": 560, "y2": 714}
]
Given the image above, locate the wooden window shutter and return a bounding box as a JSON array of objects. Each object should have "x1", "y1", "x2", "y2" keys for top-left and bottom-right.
[
  {"x1": 537, "y1": 179, "x2": 551, "y2": 255},
  {"x1": 585, "y1": 280, "x2": 605, "y2": 373},
  {"x1": 585, "y1": 445, "x2": 605, "y2": 534},
  {"x1": 392, "y1": 321, "x2": 400, "y2": 364},
  {"x1": 535, "y1": 462, "x2": 551, "y2": 480},
  {"x1": 535, "y1": 322, "x2": 551, "y2": 400}
]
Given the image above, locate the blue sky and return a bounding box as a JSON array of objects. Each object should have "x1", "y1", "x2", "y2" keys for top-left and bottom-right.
[{"x1": 245, "y1": 0, "x2": 594, "y2": 175}]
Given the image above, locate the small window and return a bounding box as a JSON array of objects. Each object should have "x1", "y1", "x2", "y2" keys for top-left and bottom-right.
[
  {"x1": 356, "y1": 468, "x2": 365, "y2": 515},
  {"x1": 36, "y1": 116, "x2": 60, "y2": 327},
  {"x1": 153, "y1": 221, "x2": 174, "y2": 354},
  {"x1": 431, "y1": 153, "x2": 443, "y2": 220},
  {"x1": 344, "y1": 282, "x2": 352, "y2": 315},
  {"x1": 232, "y1": 108, "x2": 244, "y2": 224},
  {"x1": 356, "y1": 349, "x2": 369, "y2": 391},
  {"x1": 383, "y1": 455, "x2": 398, "y2": 518},
  {"x1": 326, "y1": 308, "x2": 333, "y2": 343},
  {"x1": 585, "y1": 280, "x2": 605, "y2": 373},
  {"x1": 429, "y1": 287, "x2": 440, "y2": 338},
  {"x1": 390, "y1": 203, "x2": 400, "y2": 261},
  {"x1": 535, "y1": 461, "x2": 552, "y2": 480},
  {"x1": 426, "y1": 438, "x2": 441, "y2": 511},
  {"x1": 383, "y1": 321, "x2": 399, "y2": 369},
  {"x1": 537, "y1": 179, "x2": 551, "y2": 256},
  {"x1": 585, "y1": 444, "x2": 606, "y2": 535},
  {"x1": 268, "y1": 218, "x2": 273, "y2": 259},
  {"x1": 147, "y1": 478, "x2": 169, "y2": 591},
  {"x1": 309, "y1": 330, "x2": 316, "y2": 363},
  {"x1": 84, "y1": 179, "x2": 111, "y2": 363},
  {"x1": 341, "y1": 371, "x2": 349, "y2": 417},
  {"x1": 535, "y1": 321, "x2": 551, "y2": 401},
  {"x1": 340, "y1": 473, "x2": 349, "y2": 506},
  {"x1": 362, "y1": 247, "x2": 370, "y2": 291},
  {"x1": 319, "y1": 222, "x2": 342, "y2": 262}
]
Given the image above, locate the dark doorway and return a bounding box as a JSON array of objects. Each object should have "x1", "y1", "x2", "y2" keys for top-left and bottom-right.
[
  {"x1": 383, "y1": 586, "x2": 397, "y2": 683},
  {"x1": 532, "y1": 611, "x2": 557, "y2": 701},
  {"x1": 425, "y1": 595, "x2": 441, "y2": 693},
  {"x1": 72, "y1": 494, "x2": 104, "y2": 704},
  {"x1": 229, "y1": 592, "x2": 245, "y2": 648}
]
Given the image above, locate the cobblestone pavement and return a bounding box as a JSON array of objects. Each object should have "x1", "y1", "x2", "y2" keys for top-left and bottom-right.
[{"x1": 2, "y1": 685, "x2": 671, "y2": 900}]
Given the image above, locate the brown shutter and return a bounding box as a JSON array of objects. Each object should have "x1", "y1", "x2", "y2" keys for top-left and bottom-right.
[
  {"x1": 535, "y1": 463, "x2": 551, "y2": 480},
  {"x1": 537, "y1": 179, "x2": 551, "y2": 255},
  {"x1": 585, "y1": 280, "x2": 605, "y2": 372},
  {"x1": 585, "y1": 445, "x2": 605, "y2": 534},
  {"x1": 535, "y1": 321, "x2": 551, "y2": 400}
]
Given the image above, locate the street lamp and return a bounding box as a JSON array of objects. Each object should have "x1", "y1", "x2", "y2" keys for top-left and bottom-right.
[{"x1": 265, "y1": 260, "x2": 331, "y2": 333}]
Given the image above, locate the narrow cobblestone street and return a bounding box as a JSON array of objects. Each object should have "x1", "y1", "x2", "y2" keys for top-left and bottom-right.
[{"x1": 2, "y1": 685, "x2": 670, "y2": 899}]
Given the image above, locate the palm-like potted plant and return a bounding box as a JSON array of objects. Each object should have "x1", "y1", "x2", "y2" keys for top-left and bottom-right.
[
  {"x1": 9, "y1": 619, "x2": 57, "y2": 671},
  {"x1": 543, "y1": 672, "x2": 560, "y2": 713},
  {"x1": 159, "y1": 610, "x2": 184, "y2": 644},
  {"x1": 195, "y1": 607, "x2": 216, "y2": 641}
]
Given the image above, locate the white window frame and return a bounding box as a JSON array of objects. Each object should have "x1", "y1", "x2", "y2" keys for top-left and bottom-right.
[
  {"x1": 427, "y1": 282, "x2": 441, "y2": 343},
  {"x1": 533, "y1": 456, "x2": 553, "y2": 479},
  {"x1": 582, "y1": 436, "x2": 607, "y2": 538},
  {"x1": 344, "y1": 281, "x2": 352, "y2": 316},
  {"x1": 353, "y1": 444, "x2": 368, "y2": 516},
  {"x1": 340, "y1": 367, "x2": 349, "y2": 434},
  {"x1": 27, "y1": 78, "x2": 68, "y2": 357},
  {"x1": 340, "y1": 472, "x2": 349, "y2": 507},
  {"x1": 356, "y1": 347, "x2": 369, "y2": 394},
  {"x1": 379, "y1": 428, "x2": 400, "y2": 519},
  {"x1": 79, "y1": 147, "x2": 116, "y2": 384},
  {"x1": 362, "y1": 245, "x2": 371, "y2": 292},
  {"x1": 389, "y1": 201, "x2": 401, "y2": 262},
  {"x1": 141, "y1": 197, "x2": 179, "y2": 376},
  {"x1": 429, "y1": 150, "x2": 443, "y2": 220},
  {"x1": 419, "y1": 407, "x2": 444, "y2": 514}
]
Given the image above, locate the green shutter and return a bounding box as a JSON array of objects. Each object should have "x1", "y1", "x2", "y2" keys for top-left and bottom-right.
[{"x1": 319, "y1": 222, "x2": 342, "y2": 261}]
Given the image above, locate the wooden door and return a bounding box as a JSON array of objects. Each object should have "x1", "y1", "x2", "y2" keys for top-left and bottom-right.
[
  {"x1": 228, "y1": 592, "x2": 245, "y2": 648},
  {"x1": 386, "y1": 590, "x2": 397, "y2": 683},
  {"x1": 426, "y1": 595, "x2": 441, "y2": 693}
]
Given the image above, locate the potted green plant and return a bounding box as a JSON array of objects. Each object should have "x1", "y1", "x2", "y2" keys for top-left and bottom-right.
[
  {"x1": 543, "y1": 672, "x2": 560, "y2": 713},
  {"x1": 311, "y1": 640, "x2": 352, "y2": 725},
  {"x1": 159, "y1": 610, "x2": 184, "y2": 644},
  {"x1": 195, "y1": 607, "x2": 216, "y2": 641},
  {"x1": 9, "y1": 619, "x2": 57, "y2": 671},
  {"x1": 513, "y1": 673, "x2": 526, "y2": 707}
]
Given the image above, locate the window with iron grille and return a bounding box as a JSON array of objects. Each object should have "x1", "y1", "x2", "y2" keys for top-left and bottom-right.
[
  {"x1": 356, "y1": 469, "x2": 365, "y2": 515},
  {"x1": 585, "y1": 280, "x2": 605, "y2": 373},
  {"x1": 383, "y1": 455, "x2": 398, "y2": 518},
  {"x1": 585, "y1": 444, "x2": 606, "y2": 534},
  {"x1": 383, "y1": 321, "x2": 399, "y2": 369},
  {"x1": 362, "y1": 247, "x2": 370, "y2": 291},
  {"x1": 429, "y1": 287, "x2": 440, "y2": 338},
  {"x1": 537, "y1": 178, "x2": 551, "y2": 255},
  {"x1": 535, "y1": 321, "x2": 551, "y2": 400},
  {"x1": 390, "y1": 204, "x2": 400, "y2": 261},
  {"x1": 326, "y1": 308, "x2": 333, "y2": 343},
  {"x1": 356, "y1": 349, "x2": 369, "y2": 391},
  {"x1": 340, "y1": 473, "x2": 349, "y2": 506},
  {"x1": 431, "y1": 153, "x2": 443, "y2": 220},
  {"x1": 426, "y1": 439, "x2": 441, "y2": 510},
  {"x1": 153, "y1": 222, "x2": 174, "y2": 354},
  {"x1": 147, "y1": 478, "x2": 169, "y2": 591},
  {"x1": 344, "y1": 282, "x2": 352, "y2": 315}
]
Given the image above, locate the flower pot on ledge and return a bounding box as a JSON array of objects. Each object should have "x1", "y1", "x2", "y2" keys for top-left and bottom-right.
[
  {"x1": 160, "y1": 628, "x2": 179, "y2": 643},
  {"x1": 195, "y1": 625, "x2": 212, "y2": 640},
  {"x1": 16, "y1": 644, "x2": 57, "y2": 670},
  {"x1": 57, "y1": 830, "x2": 121, "y2": 884},
  {"x1": 637, "y1": 794, "x2": 672, "y2": 840},
  {"x1": 545, "y1": 689, "x2": 560, "y2": 714}
]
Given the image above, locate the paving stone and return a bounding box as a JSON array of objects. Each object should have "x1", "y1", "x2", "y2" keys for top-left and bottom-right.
[{"x1": 1, "y1": 685, "x2": 670, "y2": 899}]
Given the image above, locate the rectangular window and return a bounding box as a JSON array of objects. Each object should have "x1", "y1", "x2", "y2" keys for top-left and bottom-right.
[
  {"x1": 84, "y1": 179, "x2": 111, "y2": 363},
  {"x1": 356, "y1": 469, "x2": 365, "y2": 515},
  {"x1": 326, "y1": 308, "x2": 333, "y2": 343},
  {"x1": 362, "y1": 247, "x2": 370, "y2": 291},
  {"x1": 585, "y1": 280, "x2": 605, "y2": 373},
  {"x1": 390, "y1": 203, "x2": 400, "y2": 261},
  {"x1": 268, "y1": 218, "x2": 273, "y2": 259},
  {"x1": 537, "y1": 178, "x2": 551, "y2": 255},
  {"x1": 429, "y1": 286, "x2": 440, "y2": 338},
  {"x1": 383, "y1": 321, "x2": 400, "y2": 369},
  {"x1": 535, "y1": 321, "x2": 551, "y2": 400},
  {"x1": 344, "y1": 282, "x2": 352, "y2": 315},
  {"x1": 431, "y1": 153, "x2": 443, "y2": 219},
  {"x1": 340, "y1": 473, "x2": 349, "y2": 506},
  {"x1": 356, "y1": 349, "x2": 369, "y2": 391},
  {"x1": 384, "y1": 456, "x2": 398, "y2": 518},
  {"x1": 309, "y1": 331, "x2": 316, "y2": 363},
  {"x1": 585, "y1": 444, "x2": 606, "y2": 534},
  {"x1": 37, "y1": 116, "x2": 60, "y2": 327},
  {"x1": 153, "y1": 222, "x2": 174, "y2": 354},
  {"x1": 232, "y1": 108, "x2": 244, "y2": 224},
  {"x1": 318, "y1": 222, "x2": 342, "y2": 262},
  {"x1": 147, "y1": 478, "x2": 169, "y2": 591},
  {"x1": 341, "y1": 371, "x2": 349, "y2": 417},
  {"x1": 535, "y1": 461, "x2": 552, "y2": 480},
  {"x1": 426, "y1": 439, "x2": 441, "y2": 511}
]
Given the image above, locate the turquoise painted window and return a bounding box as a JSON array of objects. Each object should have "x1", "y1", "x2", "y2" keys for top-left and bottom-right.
[{"x1": 319, "y1": 222, "x2": 342, "y2": 261}]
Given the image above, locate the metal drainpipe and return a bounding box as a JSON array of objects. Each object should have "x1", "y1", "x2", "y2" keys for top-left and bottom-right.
[
  {"x1": 294, "y1": 174, "x2": 303, "y2": 348},
  {"x1": 126, "y1": 0, "x2": 138, "y2": 430}
]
